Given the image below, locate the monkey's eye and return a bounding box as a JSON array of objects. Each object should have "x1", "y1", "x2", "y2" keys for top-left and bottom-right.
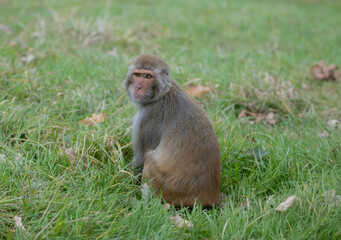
[
  {"x1": 145, "y1": 74, "x2": 153, "y2": 79},
  {"x1": 133, "y1": 73, "x2": 141, "y2": 77}
]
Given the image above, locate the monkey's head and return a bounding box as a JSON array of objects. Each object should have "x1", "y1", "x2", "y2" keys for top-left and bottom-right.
[{"x1": 125, "y1": 55, "x2": 171, "y2": 105}]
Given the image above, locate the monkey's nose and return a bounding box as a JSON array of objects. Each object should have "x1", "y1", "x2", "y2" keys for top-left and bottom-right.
[{"x1": 135, "y1": 85, "x2": 142, "y2": 90}]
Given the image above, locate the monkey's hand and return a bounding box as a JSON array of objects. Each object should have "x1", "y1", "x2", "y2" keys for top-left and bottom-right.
[{"x1": 131, "y1": 159, "x2": 144, "y2": 173}]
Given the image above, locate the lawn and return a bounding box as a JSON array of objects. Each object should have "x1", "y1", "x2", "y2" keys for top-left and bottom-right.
[{"x1": 1, "y1": 0, "x2": 341, "y2": 239}]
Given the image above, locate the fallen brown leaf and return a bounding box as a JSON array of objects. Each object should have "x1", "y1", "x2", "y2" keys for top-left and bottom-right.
[
  {"x1": 78, "y1": 113, "x2": 106, "y2": 126},
  {"x1": 91, "y1": 113, "x2": 105, "y2": 122},
  {"x1": 318, "y1": 130, "x2": 329, "y2": 138},
  {"x1": 60, "y1": 147, "x2": 77, "y2": 161},
  {"x1": 311, "y1": 61, "x2": 340, "y2": 81},
  {"x1": 22, "y1": 54, "x2": 35, "y2": 64},
  {"x1": 238, "y1": 109, "x2": 258, "y2": 118},
  {"x1": 60, "y1": 147, "x2": 89, "y2": 170},
  {"x1": 265, "y1": 112, "x2": 276, "y2": 125},
  {"x1": 275, "y1": 195, "x2": 298, "y2": 212},
  {"x1": 0, "y1": 23, "x2": 12, "y2": 35},
  {"x1": 326, "y1": 119, "x2": 339, "y2": 129},
  {"x1": 186, "y1": 84, "x2": 211, "y2": 97},
  {"x1": 302, "y1": 83, "x2": 308, "y2": 89},
  {"x1": 170, "y1": 215, "x2": 194, "y2": 228},
  {"x1": 238, "y1": 109, "x2": 277, "y2": 125},
  {"x1": 163, "y1": 203, "x2": 171, "y2": 210},
  {"x1": 14, "y1": 216, "x2": 25, "y2": 230}
]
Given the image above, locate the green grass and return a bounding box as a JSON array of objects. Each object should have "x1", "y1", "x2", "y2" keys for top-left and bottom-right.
[{"x1": 1, "y1": 0, "x2": 341, "y2": 239}]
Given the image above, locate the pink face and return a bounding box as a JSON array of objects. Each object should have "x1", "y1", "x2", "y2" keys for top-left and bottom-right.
[{"x1": 131, "y1": 69, "x2": 155, "y2": 100}]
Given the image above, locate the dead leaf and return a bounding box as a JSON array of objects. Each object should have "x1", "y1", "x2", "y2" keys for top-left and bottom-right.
[
  {"x1": 60, "y1": 147, "x2": 89, "y2": 170},
  {"x1": 78, "y1": 117, "x2": 95, "y2": 126},
  {"x1": 14, "y1": 216, "x2": 25, "y2": 230},
  {"x1": 238, "y1": 109, "x2": 276, "y2": 125},
  {"x1": 91, "y1": 113, "x2": 106, "y2": 122},
  {"x1": 163, "y1": 203, "x2": 171, "y2": 210},
  {"x1": 323, "y1": 190, "x2": 341, "y2": 206},
  {"x1": 56, "y1": 92, "x2": 65, "y2": 97},
  {"x1": 22, "y1": 54, "x2": 35, "y2": 64},
  {"x1": 170, "y1": 215, "x2": 194, "y2": 228},
  {"x1": 238, "y1": 109, "x2": 258, "y2": 118},
  {"x1": 186, "y1": 84, "x2": 210, "y2": 97},
  {"x1": 326, "y1": 119, "x2": 339, "y2": 129},
  {"x1": 318, "y1": 130, "x2": 329, "y2": 138},
  {"x1": 332, "y1": 69, "x2": 341, "y2": 80},
  {"x1": 0, "y1": 23, "x2": 12, "y2": 35},
  {"x1": 311, "y1": 61, "x2": 340, "y2": 81},
  {"x1": 14, "y1": 153, "x2": 25, "y2": 162},
  {"x1": 60, "y1": 147, "x2": 77, "y2": 161},
  {"x1": 275, "y1": 195, "x2": 298, "y2": 212},
  {"x1": 265, "y1": 112, "x2": 277, "y2": 125},
  {"x1": 78, "y1": 113, "x2": 106, "y2": 126}
]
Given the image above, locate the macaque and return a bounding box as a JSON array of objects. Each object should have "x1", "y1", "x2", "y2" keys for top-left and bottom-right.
[{"x1": 124, "y1": 55, "x2": 221, "y2": 207}]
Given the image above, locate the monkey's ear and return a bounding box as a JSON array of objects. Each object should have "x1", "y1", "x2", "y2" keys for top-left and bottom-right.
[
  {"x1": 160, "y1": 69, "x2": 171, "y2": 87},
  {"x1": 161, "y1": 69, "x2": 169, "y2": 76}
]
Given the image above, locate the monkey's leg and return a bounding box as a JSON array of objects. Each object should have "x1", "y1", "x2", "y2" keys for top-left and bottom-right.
[
  {"x1": 142, "y1": 153, "x2": 162, "y2": 194},
  {"x1": 142, "y1": 152, "x2": 192, "y2": 206}
]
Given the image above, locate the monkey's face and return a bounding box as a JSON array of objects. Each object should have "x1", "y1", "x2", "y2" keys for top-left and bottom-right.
[
  {"x1": 128, "y1": 69, "x2": 156, "y2": 102},
  {"x1": 125, "y1": 55, "x2": 172, "y2": 105}
]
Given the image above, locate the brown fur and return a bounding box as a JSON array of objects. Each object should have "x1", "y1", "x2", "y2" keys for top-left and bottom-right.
[{"x1": 125, "y1": 55, "x2": 221, "y2": 207}]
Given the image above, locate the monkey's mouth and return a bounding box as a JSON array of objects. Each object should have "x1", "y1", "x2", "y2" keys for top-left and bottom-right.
[
  {"x1": 133, "y1": 92, "x2": 147, "y2": 100},
  {"x1": 132, "y1": 92, "x2": 155, "y2": 103}
]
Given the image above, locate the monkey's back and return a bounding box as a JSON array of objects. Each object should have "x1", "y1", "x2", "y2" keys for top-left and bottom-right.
[{"x1": 143, "y1": 83, "x2": 221, "y2": 207}]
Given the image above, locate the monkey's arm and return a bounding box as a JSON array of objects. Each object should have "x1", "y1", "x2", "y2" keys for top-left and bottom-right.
[
  {"x1": 131, "y1": 138, "x2": 145, "y2": 172},
  {"x1": 131, "y1": 111, "x2": 146, "y2": 171},
  {"x1": 131, "y1": 154, "x2": 144, "y2": 170},
  {"x1": 131, "y1": 106, "x2": 163, "y2": 172}
]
